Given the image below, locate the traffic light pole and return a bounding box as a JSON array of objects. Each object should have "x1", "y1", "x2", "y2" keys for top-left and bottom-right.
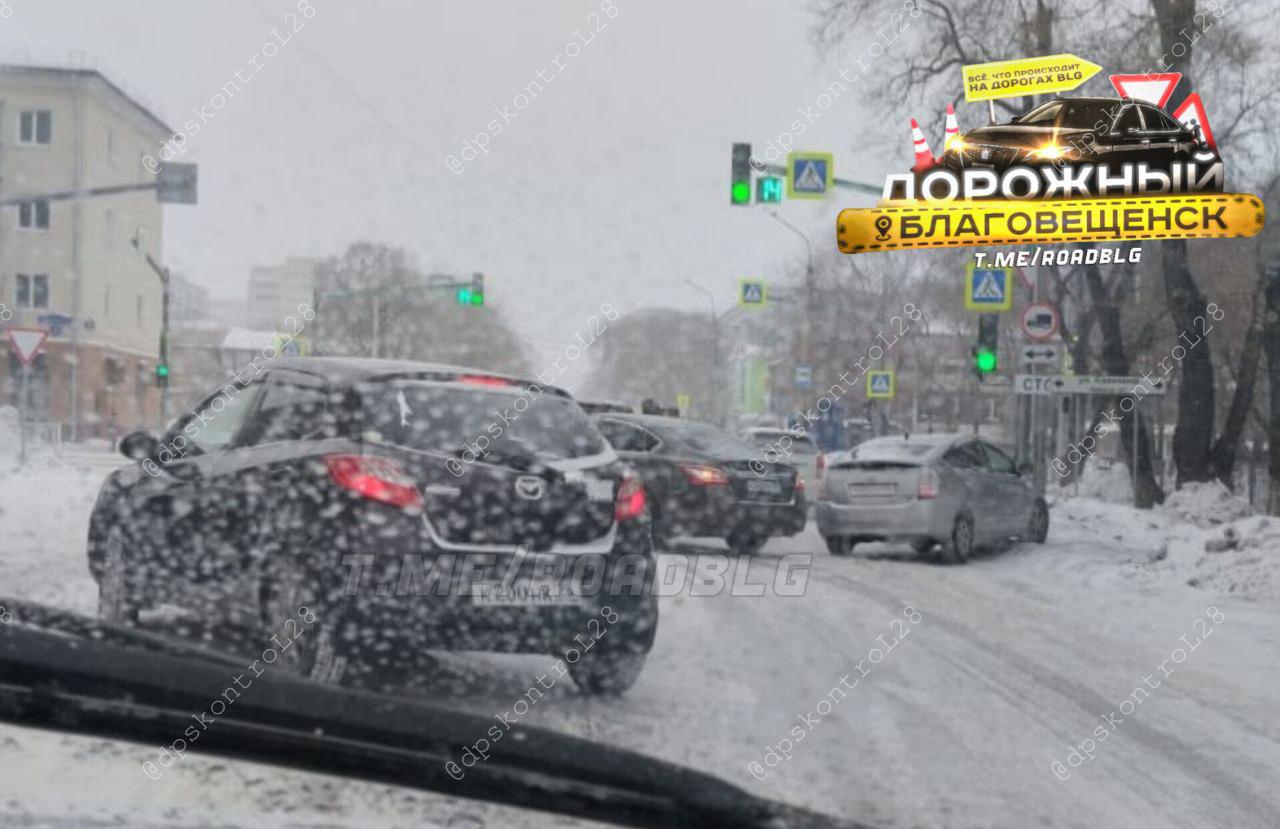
[{"x1": 132, "y1": 234, "x2": 171, "y2": 428}]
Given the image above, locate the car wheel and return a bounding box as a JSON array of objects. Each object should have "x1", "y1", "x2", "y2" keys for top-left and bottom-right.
[
  {"x1": 1027, "y1": 499, "x2": 1049, "y2": 544},
  {"x1": 725, "y1": 527, "x2": 767, "y2": 556},
  {"x1": 97, "y1": 524, "x2": 140, "y2": 625},
  {"x1": 942, "y1": 514, "x2": 974, "y2": 564},
  {"x1": 825, "y1": 536, "x2": 854, "y2": 556},
  {"x1": 566, "y1": 598, "x2": 655, "y2": 696},
  {"x1": 262, "y1": 569, "x2": 346, "y2": 685}
]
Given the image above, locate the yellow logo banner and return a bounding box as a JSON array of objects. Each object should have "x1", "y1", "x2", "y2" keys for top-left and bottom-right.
[
  {"x1": 962, "y1": 54, "x2": 1102, "y2": 102},
  {"x1": 836, "y1": 194, "x2": 1264, "y2": 254}
]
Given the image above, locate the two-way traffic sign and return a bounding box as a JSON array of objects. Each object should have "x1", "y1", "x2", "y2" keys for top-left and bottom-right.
[{"x1": 1021, "y1": 344, "x2": 1060, "y2": 364}]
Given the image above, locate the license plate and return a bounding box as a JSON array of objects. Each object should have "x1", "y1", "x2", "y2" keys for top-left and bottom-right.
[
  {"x1": 848, "y1": 482, "x2": 895, "y2": 498},
  {"x1": 746, "y1": 478, "x2": 783, "y2": 496},
  {"x1": 469, "y1": 579, "x2": 582, "y2": 607}
]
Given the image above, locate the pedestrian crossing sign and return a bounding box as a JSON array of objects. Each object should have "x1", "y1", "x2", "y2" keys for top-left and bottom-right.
[
  {"x1": 964, "y1": 262, "x2": 1014, "y2": 312},
  {"x1": 740, "y1": 279, "x2": 767, "y2": 308},
  {"x1": 867, "y1": 370, "x2": 895, "y2": 399},
  {"x1": 787, "y1": 152, "x2": 833, "y2": 200}
]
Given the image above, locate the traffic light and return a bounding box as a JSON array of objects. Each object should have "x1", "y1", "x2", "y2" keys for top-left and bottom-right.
[
  {"x1": 456, "y1": 273, "x2": 485, "y2": 306},
  {"x1": 155, "y1": 362, "x2": 170, "y2": 387},
  {"x1": 731, "y1": 143, "x2": 752, "y2": 205},
  {"x1": 757, "y1": 175, "x2": 783, "y2": 203},
  {"x1": 973, "y1": 313, "x2": 999, "y2": 377}
]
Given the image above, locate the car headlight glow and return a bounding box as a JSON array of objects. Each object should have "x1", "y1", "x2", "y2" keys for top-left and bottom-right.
[
  {"x1": 946, "y1": 136, "x2": 966, "y2": 153},
  {"x1": 1031, "y1": 144, "x2": 1064, "y2": 159}
]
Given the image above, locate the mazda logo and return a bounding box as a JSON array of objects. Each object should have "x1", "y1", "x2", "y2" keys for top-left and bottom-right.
[{"x1": 515, "y1": 476, "x2": 545, "y2": 500}]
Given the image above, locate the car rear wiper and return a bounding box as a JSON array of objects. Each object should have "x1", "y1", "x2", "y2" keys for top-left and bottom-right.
[{"x1": 0, "y1": 599, "x2": 871, "y2": 829}]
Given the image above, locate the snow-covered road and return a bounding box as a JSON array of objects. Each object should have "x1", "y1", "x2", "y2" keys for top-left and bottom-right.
[{"x1": 2, "y1": 451, "x2": 1278, "y2": 828}]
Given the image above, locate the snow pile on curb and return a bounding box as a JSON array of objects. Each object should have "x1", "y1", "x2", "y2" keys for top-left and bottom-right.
[
  {"x1": 1160, "y1": 480, "x2": 1256, "y2": 528},
  {"x1": 1070, "y1": 461, "x2": 1131, "y2": 503},
  {"x1": 1056, "y1": 480, "x2": 1279, "y2": 603}
]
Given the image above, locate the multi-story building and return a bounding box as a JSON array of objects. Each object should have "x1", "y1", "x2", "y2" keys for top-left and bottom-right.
[
  {"x1": 247, "y1": 257, "x2": 321, "y2": 329},
  {"x1": 0, "y1": 63, "x2": 172, "y2": 439},
  {"x1": 170, "y1": 273, "x2": 210, "y2": 322}
]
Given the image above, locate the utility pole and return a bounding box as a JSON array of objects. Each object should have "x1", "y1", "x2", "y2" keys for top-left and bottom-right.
[
  {"x1": 768, "y1": 211, "x2": 816, "y2": 411},
  {"x1": 683, "y1": 279, "x2": 722, "y2": 426},
  {"x1": 131, "y1": 233, "x2": 171, "y2": 427}
]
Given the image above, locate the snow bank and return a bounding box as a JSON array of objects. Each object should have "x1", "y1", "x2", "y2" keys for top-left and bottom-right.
[{"x1": 1160, "y1": 480, "x2": 1256, "y2": 528}]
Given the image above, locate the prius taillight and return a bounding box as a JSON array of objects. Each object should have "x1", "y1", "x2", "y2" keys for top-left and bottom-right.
[{"x1": 917, "y1": 468, "x2": 941, "y2": 500}]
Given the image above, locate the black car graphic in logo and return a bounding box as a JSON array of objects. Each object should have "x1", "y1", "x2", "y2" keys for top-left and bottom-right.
[{"x1": 941, "y1": 96, "x2": 1212, "y2": 175}]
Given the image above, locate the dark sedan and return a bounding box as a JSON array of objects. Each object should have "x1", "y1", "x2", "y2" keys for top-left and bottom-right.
[
  {"x1": 593, "y1": 413, "x2": 806, "y2": 555},
  {"x1": 87, "y1": 358, "x2": 658, "y2": 694},
  {"x1": 941, "y1": 96, "x2": 1206, "y2": 174}
]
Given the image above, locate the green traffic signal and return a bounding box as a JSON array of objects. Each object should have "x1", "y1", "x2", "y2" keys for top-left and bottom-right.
[
  {"x1": 731, "y1": 180, "x2": 751, "y2": 204},
  {"x1": 457, "y1": 288, "x2": 485, "y2": 306},
  {"x1": 975, "y1": 348, "x2": 997, "y2": 373},
  {"x1": 757, "y1": 176, "x2": 783, "y2": 203},
  {"x1": 155, "y1": 363, "x2": 170, "y2": 378}
]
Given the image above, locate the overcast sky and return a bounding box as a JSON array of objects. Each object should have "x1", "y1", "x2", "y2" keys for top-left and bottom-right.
[{"x1": 3, "y1": 0, "x2": 894, "y2": 387}]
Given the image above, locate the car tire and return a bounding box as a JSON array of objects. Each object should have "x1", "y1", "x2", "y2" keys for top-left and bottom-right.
[
  {"x1": 97, "y1": 523, "x2": 140, "y2": 626},
  {"x1": 725, "y1": 527, "x2": 768, "y2": 556},
  {"x1": 262, "y1": 568, "x2": 347, "y2": 685},
  {"x1": 825, "y1": 536, "x2": 854, "y2": 556},
  {"x1": 941, "y1": 514, "x2": 974, "y2": 565},
  {"x1": 567, "y1": 598, "x2": 656, "y2": 695},
  {"x1": 1027, "y1": 499, "x2": 1049, "y2": 544}
]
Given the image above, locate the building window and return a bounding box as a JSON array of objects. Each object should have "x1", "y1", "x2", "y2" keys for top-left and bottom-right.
[
  {"x1": 18, "y1": 109, "x2": 52, "y2": 145},
  {"x1": 136, "y1": 293, "x2": 143, "y2": 325},
  {"x1": 105, "y1": 209, "x2": 116, "y2": 249},
  {"x1": 103, "y1": 286, "x2": 111, "y2": 320},
  {"x1": 18, "y1": 200, "x2": 50, "y2": 230},
  {"x1": 15, "y1": 274, "x2": 49, "y2": 309},
  {"x1": 106, "y1": 128, "x2": 115, "y2": 163}
]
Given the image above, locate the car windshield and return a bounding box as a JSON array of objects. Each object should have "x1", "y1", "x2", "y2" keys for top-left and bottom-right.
[{"x1": 1, "y1": 3, "x2": 1277, "y2": 828}]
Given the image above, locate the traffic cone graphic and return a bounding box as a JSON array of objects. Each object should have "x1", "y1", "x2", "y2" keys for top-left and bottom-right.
[
  {"x1": 942, "y1": 103, "x2": 961, "y2": 155},
  {"x1": 910, "y1": 118, "x2": 935, "y2": 172}
]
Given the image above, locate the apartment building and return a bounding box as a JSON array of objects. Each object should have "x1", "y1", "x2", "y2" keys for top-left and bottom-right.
[
  {"x1": 0, "y1": 63, "x2": 172, "y2": 438},
  {"x1": 247, "y1": 256, "x2": 321, "y2": 329}
]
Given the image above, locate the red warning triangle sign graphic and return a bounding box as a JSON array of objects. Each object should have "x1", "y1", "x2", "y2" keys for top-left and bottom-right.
[
  {"x1": 7, "y1": 328, "x2": 48, "y2": 367},
  {"x1": 1172, "y1": 92, "x2": 1216, "y2": 152}
]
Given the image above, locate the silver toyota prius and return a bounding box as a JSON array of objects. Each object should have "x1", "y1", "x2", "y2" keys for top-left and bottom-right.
[{"x1": 815, "y1": 434, "x2": 1049, "y2": 563}]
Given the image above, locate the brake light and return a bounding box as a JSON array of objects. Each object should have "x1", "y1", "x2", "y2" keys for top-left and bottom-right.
[
  {"x1": 680, "y1": 464, "x2": 729, "y2": 486},
  {"x1": 325, "y1": 455, "x2": 424, "y2": 510},
  {"x1": 816, "y1": 454, "x2": 826, "y2": 479},
  {"x1": 795, "y1": 474, "x2": 806, "y2": 493},
  {"x1": 615, "y1": 475, "x2": 647, "y2": 521},
  {"x1": 456, "y1": 374, "x2": 515, "y2": 387},
  {"x1": 917, "y1": 468, "x2": 940, "y2": 500}
]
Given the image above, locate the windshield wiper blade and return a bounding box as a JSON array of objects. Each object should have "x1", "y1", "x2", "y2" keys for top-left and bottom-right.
[{"x1": 0, "y1": 600, "x2": 871, "y2": 829}]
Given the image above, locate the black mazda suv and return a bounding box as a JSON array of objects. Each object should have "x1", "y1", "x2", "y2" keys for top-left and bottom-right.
[{"x1": 87, "y1": 358, "x2": 658, "y2": 694}]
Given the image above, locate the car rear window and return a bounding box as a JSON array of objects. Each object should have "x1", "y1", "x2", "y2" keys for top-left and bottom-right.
[
  {"x1": 834, "y1": 440, "x2": 936, "y2": 467},
  {"x1": 662, "y1": 421, "x2": 757, "y2": 458},
  {"x1": 359, "y1": 381, "x2": 607, "y2": 461}
]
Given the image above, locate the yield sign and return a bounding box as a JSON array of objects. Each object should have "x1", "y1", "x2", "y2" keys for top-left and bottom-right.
[
  {"x1": 1172, "y1": 92, "x2": 1216, "y2": 152},
  {"x1": 1109, "y1": 73, "x2": 1181, "y2": 108},
  {"x1": 7, "y1": 327, "x2": 48, "y2": 366}
]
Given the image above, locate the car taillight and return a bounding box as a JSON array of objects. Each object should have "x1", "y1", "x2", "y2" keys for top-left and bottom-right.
[
  {"x1": 795, "y1": 474, "x2": 806, "y2": 493},
  {"x1": 680, "y1": 464, "x2": 729, "y2": 486},
  {"x1": 816, "y1": 454, "x2": 826, "y2": 479},
  {"x1": 917, "y1": 468, "x2": 940, "y2": 500},
  {"x1": 325, "y1": 455, "x2": 424, "y2": 511},
  {"x1": 615, "y1": 475, "x2": 646, "y2": 521}
]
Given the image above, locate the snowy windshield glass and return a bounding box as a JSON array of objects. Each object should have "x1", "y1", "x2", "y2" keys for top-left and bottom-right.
[{"x1": 1, "y1": 2, "x2": 1279, "y2": 828}]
